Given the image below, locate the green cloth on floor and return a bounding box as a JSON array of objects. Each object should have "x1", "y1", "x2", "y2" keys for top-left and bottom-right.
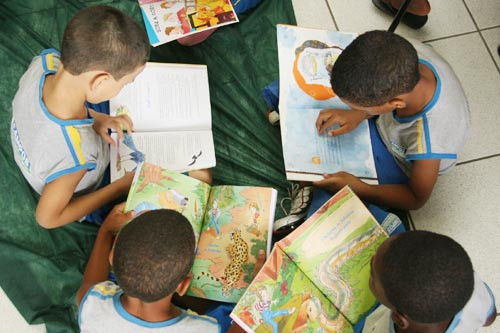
[{"x1": 0, "y1": 0, "x2": 296, "y2": 331}]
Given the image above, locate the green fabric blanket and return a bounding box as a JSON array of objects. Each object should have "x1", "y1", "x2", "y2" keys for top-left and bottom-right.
[{"x1": 0, "y1": 0, "x2": 295, "y2": 331}]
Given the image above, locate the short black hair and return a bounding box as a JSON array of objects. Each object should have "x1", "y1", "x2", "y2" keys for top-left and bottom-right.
[
  {"x1": 113, "y1": 209, "x2": 195, "y2": 302},
  {"x1": 330, "y1": 30, "x2": 419, "y2": 107},
  {"x1": 61, "y1": 5, "x2": 150, "y2": 80},
  {"x1": 380, "y1": 231, "x2": 474, "y2": 323}
]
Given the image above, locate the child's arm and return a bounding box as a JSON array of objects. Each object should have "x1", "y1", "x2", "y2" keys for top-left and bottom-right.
[
  {"x1": 76, "y1": 203, "x2": 134, "y2": 307},
  {"x1": 316, "y1": 108, "x2": 371, "y2": 136},
  {"x1": 36, "y1": 170, "x2": 134, "y2": 228},
  {"x1": 314, "y1": 159, "x2": 440, "y2": 210}
]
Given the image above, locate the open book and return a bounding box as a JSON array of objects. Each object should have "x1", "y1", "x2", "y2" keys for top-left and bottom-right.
[
  {"x1": 230, "y1": 186, "x2": 388, "y2": 332},
  {"x1": 138, "y1": 0, "x2": 239, "y2": 47},
  {"x1": 277, "y1": 25, "x2": 377, "y2": 182},
  {"x1": 109, "y1": 62, "x2": 215, "y2": 182},
  {"x1": 125, "y1": 162, "x2": 277, "y2": 303}
]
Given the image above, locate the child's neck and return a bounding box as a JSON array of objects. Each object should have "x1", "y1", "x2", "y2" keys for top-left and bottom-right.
[
  {"x1": 395, "y1": 318, "x2": 452, "y2": 333},
  {"x1": 120, "y1": 293, "x2": 182, "y2": 322},
  {"x1": 43, "y1": 65, "x2": 89, "y2": 121},
  {"x1": 395, "y1": 63, "x2": 437, "y2": 118}
]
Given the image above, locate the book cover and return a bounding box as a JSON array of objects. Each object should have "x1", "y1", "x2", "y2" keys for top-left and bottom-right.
[
  {"x1": 125, "y1": 162, "x2": 277, "y2": 302},
  {"x1": 277, "y1": 25, "x2": 377, "y2": 182},
  {"x1": 138, "y1": 0, "x2": 239, "y2": 47},
  {"x1": 230, "y1": 186, "x2": 387, "y2": 332},
  {"x1": 109, "y1": 62, "x2": 215, "y2": 181}
]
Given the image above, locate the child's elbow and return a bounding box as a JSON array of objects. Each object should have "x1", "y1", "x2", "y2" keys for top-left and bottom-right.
[{"x1": 35, "y1": 208, "x2": 59, "y2": 229}]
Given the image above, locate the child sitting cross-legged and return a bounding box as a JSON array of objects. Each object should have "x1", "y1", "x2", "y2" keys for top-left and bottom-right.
[{"x1": 361, "y1": 230, "x2": 496, "y2": 333}]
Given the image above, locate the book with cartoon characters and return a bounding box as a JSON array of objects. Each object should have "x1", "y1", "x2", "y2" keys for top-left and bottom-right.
[
  {"x1": 125, "y1": 162, "x2": 277, "y2": 303},
  {"x1": 138, "y1": 0, "x2": 239, "y2": 47},
  {"x1": 277, "y1": 25, "x2": 378, "y2": 182},
  {"x1": 230, "y1": 186, "x2": 388, "y2": 332},
  {"x1": 109, "y1": 62, "x2": 216, "y2": 182}
]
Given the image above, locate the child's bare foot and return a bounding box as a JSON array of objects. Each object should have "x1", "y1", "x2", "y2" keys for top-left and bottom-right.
[{"x1": 188, "y1": 168, "x2": 212, "y2": 184}]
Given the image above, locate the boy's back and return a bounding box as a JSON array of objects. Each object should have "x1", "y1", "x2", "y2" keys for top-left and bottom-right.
[
  {"x1": 376, "y1": 39, "x2": 469, "y2": 176},
  {"x1": 11, "y1": 49, "x2": 108, "y2": 195},
  {"x1": 79, "y1": 281, "x2": 220, "y2": 333}
]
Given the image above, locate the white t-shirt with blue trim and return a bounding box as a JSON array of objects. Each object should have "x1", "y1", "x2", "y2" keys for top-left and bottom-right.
[
  {"x1": 79, "y1": 281, "x2": 221, "y2": 333},
  {"x1": 362, "y1": 272, "x2": 496, "y2": 333},
  {"x1": 10, "y1": 49, "x2": 109, "y2": 195},
  {"x1": 376, "y1": 40, "x2": 469, "y2": 176}
]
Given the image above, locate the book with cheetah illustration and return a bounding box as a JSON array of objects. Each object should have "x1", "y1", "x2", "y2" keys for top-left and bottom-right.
[
  {"x1": 230, "y1": 186, "x2": 388, "y2": 332},
  {"x1": 125, "y1": 162, "x2": 277, "y2": 303}
]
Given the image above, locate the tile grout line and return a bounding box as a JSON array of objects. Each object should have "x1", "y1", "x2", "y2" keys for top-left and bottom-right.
[
  {"x1": 479, "y1": 24, "x2": 500, "y2": 32},
  {"x1": 456, "y1": 153, "x2": 500, "y2": 166},
  {"x1": 460, "y1": 0, "x2": 500, "y2": 74},
  {"x1": 324, "y1": 0, "x2": 339, "y2": 31},
  {"x1": 423, "y1": 30, "x2": 478, "y2": 44}
]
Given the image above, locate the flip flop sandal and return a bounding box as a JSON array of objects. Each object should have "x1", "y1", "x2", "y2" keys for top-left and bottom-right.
[{"x1": 372, "y1": 0, "x2": 428, "y2": 29}]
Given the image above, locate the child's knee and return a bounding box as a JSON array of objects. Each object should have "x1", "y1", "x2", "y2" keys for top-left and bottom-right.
[{"x1": 188, "y1": 168, "x2": 213, "y2": 184}]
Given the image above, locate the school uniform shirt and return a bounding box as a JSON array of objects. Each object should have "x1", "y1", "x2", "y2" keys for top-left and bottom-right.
[
  {"x1": 10, "y1": 49, "x2": 109, "y2": 195},
  {"x1": 362, "y1": 272, "x2": 496, "y2": 333},
  {"x1": 79, "y1": 281, "x2": 221, "y2": 333},
  {"x1": 376, "y1": 40, "x2": 469, "y2": 176}
]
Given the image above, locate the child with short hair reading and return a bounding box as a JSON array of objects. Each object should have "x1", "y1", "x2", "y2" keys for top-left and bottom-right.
[
  {"x1": 77, "y1": 205, "x2": 221, "y2": 332},
  {"x1": 10, "y1": 5, "x2": 150, "y2": 228},
  {"x1": 314, "y1": 30, "x2": 469, "y2": 211}
]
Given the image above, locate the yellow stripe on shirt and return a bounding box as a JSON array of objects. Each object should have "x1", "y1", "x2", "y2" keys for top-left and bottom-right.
[
  {"x1": 416, "y1": 118, "x2": 424, "y2": 153},
  {"x1": 66, "y1": 126, "x2": 86, "y2": 165},
  {"x1": 46, "y1": 53, "x2": 54, "y2": 70}
]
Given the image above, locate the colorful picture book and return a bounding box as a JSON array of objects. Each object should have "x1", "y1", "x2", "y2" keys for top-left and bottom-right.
[
  {"x1": 125, "y1": 162, "x2": 277, "y2": 303},
  {"x1": 230, "y1": 186, "x2": 388, "y2": 332},
  {"x1": 138, "y1": 0, "x2": 239, "y2": 47},
  {"x1": 277, "y1": 25, "x2": 377, "y2": 182},
  {"x1": 109, "y1": 62, "x2": 215, "y2": 182}
]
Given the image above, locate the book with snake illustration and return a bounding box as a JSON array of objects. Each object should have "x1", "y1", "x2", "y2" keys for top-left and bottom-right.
[
  {"x1": 125, "y1": 162, "x2": 277, "y2": 303},
  {"x1": 277, "y1": 25, "x2": 377, "y2": 182},
  {"x1": 230, "y1": 186, "x2": 388, "y2": 332},
  {"x1": 109, "y1": 62, "x2": 215, "y2": 182}
]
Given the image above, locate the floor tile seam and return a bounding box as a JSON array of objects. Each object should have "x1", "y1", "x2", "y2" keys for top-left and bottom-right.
[
  {"x1": 459, "y1": 0, "x2": 500, "y2": 73},
  {"x1": 477, "y1": 30, "x2": 500, "y2": 74},
  {"x1": 479, "y1": 25, "x2": 500, "y2": 32},
  {"x1": 457, "y1": 153, "x2": 500, "y2": 166},
  {"x1": 423, "y1": 30, "x2": 478, "y2": 44}
]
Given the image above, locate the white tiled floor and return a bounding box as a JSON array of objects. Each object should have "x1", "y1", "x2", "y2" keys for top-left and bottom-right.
[{"x1": 3, "y1": 0, "x2": 499, "y2": 331}]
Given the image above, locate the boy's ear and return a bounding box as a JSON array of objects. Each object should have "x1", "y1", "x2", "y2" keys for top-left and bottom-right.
[
  {"x1": 89, "y1": 72, "x2": 112, "y2": 92},
  {"x1": 175, "y1": 273, "x2": 193, "y2": 296},
  {"x1": 391, "y1": 310, "x2": 411, "y2": 330},
  {"x1": 388, "y1": 98, "x2": 406, "y2": 110}
]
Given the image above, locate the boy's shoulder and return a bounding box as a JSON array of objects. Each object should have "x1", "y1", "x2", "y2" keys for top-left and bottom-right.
[{"x1": 79, "y1": 281, "x2": 221, "y2": 332}]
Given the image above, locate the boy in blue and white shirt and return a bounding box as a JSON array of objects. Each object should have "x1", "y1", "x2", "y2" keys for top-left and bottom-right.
[
  {"x1": 77, "y1": 206, "x2": 220, "y2": 333},
  {"x1": 363, "y1": 230, "x2": 496, "y2": 333}
]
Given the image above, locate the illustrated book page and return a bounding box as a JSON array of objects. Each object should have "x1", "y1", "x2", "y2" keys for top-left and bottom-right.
[
  {"x1": 109, "y1": 62, "x2": 215, "y2": 181},
  {"x1": 230, "y1": 186, "x2": 387, "y2": 332},
  {"x1": 277, "y1": 24, "x2": 377, "y2": 182},
  {"x1": 138, "y1": 0, "x2": 239, "y2": 47},
  {"x1": 125, "y1": 162, "x2": 277, "y2": 303}
]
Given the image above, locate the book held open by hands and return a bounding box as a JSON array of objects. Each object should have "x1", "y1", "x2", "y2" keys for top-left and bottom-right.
[
  {"x1": 109, "y1": 62, "x2": 216, "y2": 182},
  {"x1": 125, "y1": 162, "x2": 277, "y2": 303},
  {"x1": 230, "y1": 186, "x2": 388, "y2": 332},
  {"x1": 277, "y1": 25, "x2": 378, "y2": 182}
]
